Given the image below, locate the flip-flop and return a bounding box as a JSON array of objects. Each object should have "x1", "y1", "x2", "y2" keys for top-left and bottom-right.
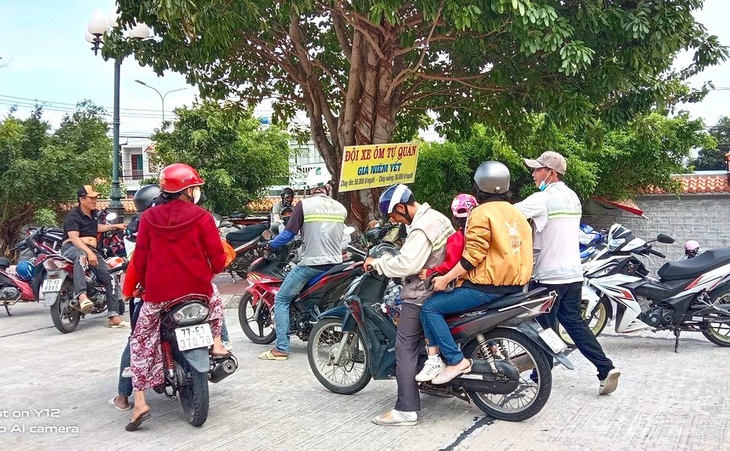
[
  {"x1": 125, "y1": 410, "x2": 151, "y2": 431},
  {"x1": 108, "y1": 397, "x2": 131, "y2": 411},
  {"x1": 431, "y1": 359, "x2": 473, "y2": 385},
  {"x1": 212, "y1": 351, "x2": 234, "y2": 359},
  {"x1": 110, "y1": 320, "x2": 130, "y2": 328},
  {"x1": 258, "y1": 350, "x2": 288, "y2": 361}
]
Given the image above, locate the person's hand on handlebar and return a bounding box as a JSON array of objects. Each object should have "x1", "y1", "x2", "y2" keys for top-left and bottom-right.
[{"x1": 363, "y1": 257, "x2": 375, "y2": 272}]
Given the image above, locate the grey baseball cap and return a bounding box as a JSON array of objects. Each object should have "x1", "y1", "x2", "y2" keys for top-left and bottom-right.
[{"x1": 524, "y1": 151, "x2": 567, "y2": 175}]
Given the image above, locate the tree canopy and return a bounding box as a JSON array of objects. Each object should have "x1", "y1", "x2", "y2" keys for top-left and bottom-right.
[
  {"x1": 692, "y1": 116, "x2": 730, "y2": 170},
  {"x1": 412, "y1": 112, "x2": 712, "y2": 215},
  {"x1": 109, "y1": 0, "x2": 726, "y2": 226},
  {"x1": 0, "y1": 102, "x2": 112, "y2": 256},
  {"x1": 150, "y1": 101, "x2": 291, "y2": 215}
]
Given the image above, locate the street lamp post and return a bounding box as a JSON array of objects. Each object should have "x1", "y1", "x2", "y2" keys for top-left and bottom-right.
[
  {"x1": 134, "y1": 80, "x2": 187, "y2": 124},
  {"x1": 85, "y1": 11, "x2": 150, "y2": 222}
]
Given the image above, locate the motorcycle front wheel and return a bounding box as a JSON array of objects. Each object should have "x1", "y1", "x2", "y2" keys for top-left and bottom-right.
[
  {"x1": 50, "y1": 279, "x2": 80, "y2": 334},
  {"x1": 178, "y1": 366, "x2": 209, "y2": 427},
  {"x1": 702, "y1": 285, "x2": 730, "y2": 347},
  {"x1": 559, "y1": 297, "x2": 610, "y2": 346},
  {"x1": 463, "y1": 328, "x2": 552, "y2": 422},
  {"x1": 237, "y1": 292, "x2": 276, "y2": 344},
  {"x1": 307, "y1": 318, "x2": 371, "y2": 395}
]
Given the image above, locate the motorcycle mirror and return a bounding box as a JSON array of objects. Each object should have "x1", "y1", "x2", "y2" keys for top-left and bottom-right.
[
  {"x1": 106, "y1": 212, "x2": 118, "y2": 222},
  {"x1": 656, "y1": 234, "x2": 675, "y2": 244},
  {"x1": 262, "y1": 230, "x2": 273, "y2": 240},
  {"x1": 343, "y1": 226, "x2": 356, "y2": 236}
]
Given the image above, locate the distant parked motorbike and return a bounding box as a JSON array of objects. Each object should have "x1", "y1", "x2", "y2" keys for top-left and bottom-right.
[
  {"x1": 237, "y1": 238, "x2": 363, "y2": 345},
  {"x1": 580, "y1": 224, "x2": 730, "y2": 351},
  {"x1": 308, "y1": 243, "x2": 570, "y2": 422},
  {"x1": 152, "y1": 294, "x2": 238, "y2": 426}
]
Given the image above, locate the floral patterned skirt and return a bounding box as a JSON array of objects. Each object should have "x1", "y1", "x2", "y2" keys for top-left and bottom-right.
[{"x1": 130, "y1": 286, "x2": 224, "y2": 391}]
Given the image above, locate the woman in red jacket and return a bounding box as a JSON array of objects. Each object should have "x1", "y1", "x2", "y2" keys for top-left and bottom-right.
[{"x1": 127, "y1": 164, "x2": 228, "y2": 431}]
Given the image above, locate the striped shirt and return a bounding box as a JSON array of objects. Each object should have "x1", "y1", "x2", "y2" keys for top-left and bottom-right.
[{"x1": 515, "y1": 182, "x2": 583, "y2": 283}]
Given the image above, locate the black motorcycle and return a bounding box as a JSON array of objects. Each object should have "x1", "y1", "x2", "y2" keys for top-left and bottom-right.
[
  {"x1": 156, "y1": 295, "x2": 238, "y2": 426},
  {"x1": 307, "y1": 244, "x2": 572, "y2": 422}
]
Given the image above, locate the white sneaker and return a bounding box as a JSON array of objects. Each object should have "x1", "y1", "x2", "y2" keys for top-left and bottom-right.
[
  {"x1": 599, "y1": 368, "x2": 620, "y2": 395},
  {"x1": 121, "y1": 367, "x2": 132, "y2": 378},
  {"x1": 372, "y1": 410, "x2": 417, "y2": 426},
  {"x1": 223, "y1": 341, "x2": 234, "y2": 351},
  {"x1": 415, "y1": 358, "x2": 446, "y2": 382}
]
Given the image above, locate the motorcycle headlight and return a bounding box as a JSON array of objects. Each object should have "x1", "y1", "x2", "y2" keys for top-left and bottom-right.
[{"x1": 171, "y1": 301, "x2": 210, "y2": 326}]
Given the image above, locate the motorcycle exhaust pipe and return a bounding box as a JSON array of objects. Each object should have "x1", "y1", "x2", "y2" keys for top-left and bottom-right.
[
  {"x1": 69, "y1": 299, "x2": 79, "y2": 309},
  {"x1": 209, "y1": 356, "x2": 238, "y2": 383}
]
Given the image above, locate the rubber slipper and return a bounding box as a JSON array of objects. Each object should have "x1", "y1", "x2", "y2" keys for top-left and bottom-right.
[
  {"x1": 212, "y1": 350, "x2": 234, "y2": 359},
  {"x1": 110, "y1": 320, "x2": 130, "y2": 328},
  {"x1": 125, "y1": 410, "x2": 151, "y2": 432},
  {"x1": 258, "y1": 350, "x2": 288, "y2": 361},
  {"x1": 108, "y1": 397, "x2": 131, "y2": 411}
]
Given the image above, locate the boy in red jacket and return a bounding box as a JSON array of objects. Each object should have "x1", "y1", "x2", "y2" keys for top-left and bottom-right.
[{"x1": 127, "y1": 164, "x2": 228, "y2": 431}]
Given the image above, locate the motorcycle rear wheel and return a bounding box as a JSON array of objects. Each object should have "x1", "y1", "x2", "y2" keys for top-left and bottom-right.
[
  {"x1": 179, "y1": 366, "x2": 209, "y2": 427},
  {"x1": 463, "y1": 328, "x2": 552, "y2": 422},
  {"x1": 50, "y1": 279, "x2": 80, "y2": 334},
  {"x1": 307, "y1": 318, "x2": 371, "y2": 395},
  {"x1": 559, "y1": 297, "x2": 610, "y2": 346},
  {"x1": 238, "y1": 292, "x2": 276, "y2": 344},
  {"x1": 702, "y1": 286, "x2": 730, "y2": 347}
]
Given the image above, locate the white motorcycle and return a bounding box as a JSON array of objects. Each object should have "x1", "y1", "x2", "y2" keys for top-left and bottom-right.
[{"x1": 577, "y1": 224, "x2": 730, "y2": 351}]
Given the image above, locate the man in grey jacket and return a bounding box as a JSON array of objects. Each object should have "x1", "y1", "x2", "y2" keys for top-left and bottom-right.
[{"x1": 364, "y1": 184, "x2": 454, "y2": 426}]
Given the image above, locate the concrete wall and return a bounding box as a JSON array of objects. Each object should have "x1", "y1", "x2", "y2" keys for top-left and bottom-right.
[{"x1": 583, "y1": 194, "x2": 730, "y2": 272}]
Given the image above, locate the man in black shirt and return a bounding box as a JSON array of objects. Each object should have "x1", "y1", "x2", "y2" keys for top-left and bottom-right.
[{"x1": 61, "y1": 185, "x2": 127, "y2": 326}]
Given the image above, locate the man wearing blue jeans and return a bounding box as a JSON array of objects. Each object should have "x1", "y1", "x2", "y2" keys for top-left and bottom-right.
[
  {"x1": 420, "y1": 161, "x2": 534, "y2": 384},
  {"x1": 258, "y1": 183, "x2": 346, "y2": 360}
]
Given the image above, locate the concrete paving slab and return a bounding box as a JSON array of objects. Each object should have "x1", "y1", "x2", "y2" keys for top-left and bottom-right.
[{"x1": 0, "y1": 301, "x2": 729, "y2": 451}]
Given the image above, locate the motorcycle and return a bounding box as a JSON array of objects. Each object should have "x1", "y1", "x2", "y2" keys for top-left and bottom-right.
[
  {"x1": 0, "y1": 227, "x2": 70, "y2": 315},
  {"x1": 307, "y1": 243, "x2": 572, "y2": 422},
  {"x1": 237, "y1": 236, "x2": 363, "y2": 345},
  {"x1": 214, "y1": 214, "x2": 270, "y2": 279},
  {"x1": 579, "y1": 223, "x2": 607, "y2": 262},
  {"x1": 97, "y1": 210, "x2": 127, "y2": 258},
  {"x1": 581, "y1": 224, "x2": 730, "y2": 351},
  {"x1": 152, "y1": 294, "x2": 238, "y2": 426},
  {"x1": 18, "y1": 231, "x2": 128, "y2": 333}
]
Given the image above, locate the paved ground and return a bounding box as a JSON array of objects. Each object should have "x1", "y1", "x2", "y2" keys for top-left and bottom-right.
[{"x1": 1, "y1": 276, "x2": 729, "y2": 450}]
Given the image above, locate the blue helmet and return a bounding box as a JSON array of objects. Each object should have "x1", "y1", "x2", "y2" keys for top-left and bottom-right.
[
  {"x1": 16, "y1": 260, "x2": 34, "y2": 281},
  {"x1": 378, "y1": 184, "x2": 413, "y2": 217}
]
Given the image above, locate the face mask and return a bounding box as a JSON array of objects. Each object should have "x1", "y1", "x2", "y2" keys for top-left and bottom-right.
[
  {"x1": 192, "y1": 187, "x2": 202, "y2": 204},
  {"x1": 538, "y1": 172, "x2": 552, "y2": 192}
]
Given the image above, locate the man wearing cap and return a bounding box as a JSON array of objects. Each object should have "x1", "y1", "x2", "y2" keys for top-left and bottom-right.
[
  {"x1": 60, "y1": 185, "x2": 127, "y2": 327},
  {"x1": 516, "y1": 151, "x2": 621, "y2": 395}
]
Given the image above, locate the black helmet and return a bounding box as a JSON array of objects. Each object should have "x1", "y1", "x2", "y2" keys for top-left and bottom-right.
[
  {"x1": 134, "y1": 185, "x2": 162, "y2": 212},
  {"x1": 281, "y1": 187, "x2": 295, "y2": 207}
]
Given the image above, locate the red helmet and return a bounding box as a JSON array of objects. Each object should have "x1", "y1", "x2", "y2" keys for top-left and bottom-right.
[{"x1": 159, "y1": 163, "x2": 204, "y2": 193}]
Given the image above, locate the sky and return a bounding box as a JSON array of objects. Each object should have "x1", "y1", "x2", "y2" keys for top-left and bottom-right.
[{"x1": 1, "y1": 0, "x2": 730, "y2": 145}]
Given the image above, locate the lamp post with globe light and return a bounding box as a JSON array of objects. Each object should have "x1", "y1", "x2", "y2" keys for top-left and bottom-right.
[{"x1": 85, "y1": 10, "x2": 150, "y2": 221}]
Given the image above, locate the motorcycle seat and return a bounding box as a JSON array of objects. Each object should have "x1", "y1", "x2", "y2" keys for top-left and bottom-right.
[
  {"x1": 657, "y1": 248, "x2": 730, "y2": 281},
  {"x1": 445, "y1": 288, "x2": 547, "y2": 319},
  {"x1": 304, "y1": 263, "x2": 350, "y2": 288},
  {"x1": 626, "y1": 278, "x2": 692, "y2": 300},
  {"x1": 226, "y1": 223, "x2": 268, "y2": 246}
]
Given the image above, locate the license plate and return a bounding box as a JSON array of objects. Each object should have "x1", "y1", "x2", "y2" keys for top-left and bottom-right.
[
  {"x1": 41, "y1": 278, "x2": 63, "y2": 293},
  {"x1": 175, "y1": 323, "x2": 214, "y2": 351},
  {"x1": 538, "y1": 328, "x2": 568, "y2": 354}
]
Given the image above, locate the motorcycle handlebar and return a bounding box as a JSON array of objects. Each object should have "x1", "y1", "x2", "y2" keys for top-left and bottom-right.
[{"x1": 649, "y1": 248, "x2": 666, "y2": 258}]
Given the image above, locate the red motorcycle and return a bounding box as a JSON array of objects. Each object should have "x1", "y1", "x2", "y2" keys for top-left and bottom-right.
[
  {"x1": 237, "y1": 242, "x2": 363, "y2": 344},
  {"x1": 0, "y1": 227, "x2": 66, "y2": 315}
]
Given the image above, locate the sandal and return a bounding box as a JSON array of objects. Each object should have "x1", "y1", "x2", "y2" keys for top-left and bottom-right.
[
  {"x1": 431, "y1": 359, "x2": 473, "y2": 385},
  {"x1": 211, "y1": 350, "x2": 234, "y2": 359},
  {"x1": 108, "y1": 396, "x2": 131, "y2": 411},
  {"x1": 110, "y1": 320, "x2": 130, "y2": 328},
  {"x1": 125, "y1": 409, "x2": 151, "y2": 432},
  {"x1": 258, "y1": 349, "x2": 288, "y2": 360}
]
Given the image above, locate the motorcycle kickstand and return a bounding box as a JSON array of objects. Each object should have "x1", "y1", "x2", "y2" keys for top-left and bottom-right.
[
  {"x1": 673, "y1": 329, "x2": 681, "y2": 353},
  {"x1": 4, "y1": 304, "x2": 11, "y2": 316}
]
